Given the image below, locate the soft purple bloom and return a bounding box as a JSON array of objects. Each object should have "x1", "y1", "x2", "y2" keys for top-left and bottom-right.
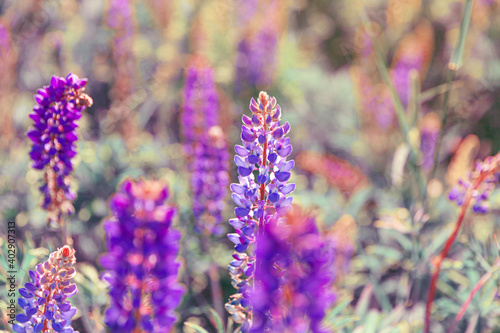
[
  {"x1": 448, "y1": 155, "x2": 500, "y2": 214},
  {"x1": 225, "y1": 92, "x2": 295, "y2": 330},
  {"x1": 235, "y1": 29, "x2": 277, "y2": 91},
  {"x1": 391, "y1": 54, "x2": 424, "y2": 108},
  {"x1": 26, "y1": 73, "x2": 92, "y2": 223},
  {"x1": 100, "y1": 179, "x2": 184, "y2": 332},
  {"x1": 13, "y1": 246, "x2": 79, "y2": 333},
  {"x1": 182, "y1": 58, "x2": 229, "y2": 235},
  {"x1": 251, "y1": 212, "x2": 336, "y2": 333},
  {"x1": 234, "y1": 1, "x2": 280, "y2": 92},
  {"x1": 419, "y1": 113, "x2": 441, "y2": 171}
]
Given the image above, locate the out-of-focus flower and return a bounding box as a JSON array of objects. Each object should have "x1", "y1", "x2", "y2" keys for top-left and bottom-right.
[
  {"x1": 226, "y1": 92, "x2": 295, "y2": 331},
  {"x1": 181, "y1": 56, "x2": 229, "y2": 235},
  {"x1": 13, "y1": 246, "x2": 79, "y2": 333},
  {"x1": 100, "y1": 179, "x2": 184, "y2": 333},
  {"x1": 26, "y1": 73, "x2": 93, "y2": 224},
  {"x1": 326, "y1": 214, "x2": 357, "y2": 278},
  {"x1": 296, "y1": 151, "x2": 368, "y2": 198},
  {"x1": 448, "y1": 154, "x2": 500, "y2": 213},
  {"x1": 419, "y1": 112, "x2": 441, "y2": 172},
  {"x1": 235, "y1": 0, "x2": 286, "y2": 92},
  {"x1": 251, "y1": 209, "x2": 336, "y2": 333},
  {"x1": 352, "y1": 20, "x2": 433, "y2": 129},
  {"x1": 445, "y1": 134, "x2": 480, "y2": 186},
  {"x1": 390, "y1": 20, "x2": 434, "y2": 107}
]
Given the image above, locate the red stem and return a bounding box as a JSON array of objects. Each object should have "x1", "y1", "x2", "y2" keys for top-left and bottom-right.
[{"x1": 424, "y1": 173, "x2": 490, "y2": 332}]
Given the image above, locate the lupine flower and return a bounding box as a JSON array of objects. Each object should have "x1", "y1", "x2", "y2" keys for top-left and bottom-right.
[
  {"x1": 235, "y1": 28, "x2": 277, "y2": 91},
  {"x1": 326, "y1": 214, "x2": 357, "y2": 278},
  {"x1": 225, "y1": 91, "x2": 295, "y2": 330},
  {"x1": 26, "y1": 73, "x2": 93, "y2": 224},
  {"x1": 251, "y1": 209, "x2": 336, "y2": 333},
  {"x1": 13, "y1": 246, "x2": 79, "y2": 333},
  {"x1": 181, "y1": 57, "x2": 229, "y2": 235},
  {"x1": 100, "y1": 179, "x2": 184, "y2": 332},
  {"x1": 390, "y1": 20, "x2": 434, "y2": 108},
  {"x1": 234, "y1": 1, "x2": 282, "y2": 93},
  {"x1": 448, "y1": 154, "x2": 500, "y2": 213},
  {"x1": 296, "y1": 151, "x2": 368, "y2": 198},
  {"x1": 419, "y1": 113, "x2": 441, "y2": 172}
]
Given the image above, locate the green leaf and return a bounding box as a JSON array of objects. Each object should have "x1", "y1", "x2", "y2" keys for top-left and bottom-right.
[
  {"x1": 361, "y1": 310, "x2": 380, "y2": 333},
  {"x1": 324, "y1": 298, "x2": 352, "y2": 324},
  {"x1": 184, "y1": 322, "x2": 210, "y2": 333},
  {"x1": 323, "y1": 315, "x2": 360, "y2": 329},
  {"x1": 345, "y1": 186, "x2": 373, "y2": 216},
  {"x1": 208, "y1": 308, "x2": 225, "y2": 333}
]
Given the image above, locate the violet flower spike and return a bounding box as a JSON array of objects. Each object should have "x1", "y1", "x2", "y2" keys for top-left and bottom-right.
[
  {"x1": 181, "y1": 59, "x2": 229, "y2": 235},
  {"x1": 13, "y1": 246, "x2": 79, "y2": 333},
  {"x1": 100, "y1": 179, "x2": 185, "y2": 333},
  {"x1": 26, "y1": 73, "x2": 93, "y2": 224},
  {"x1": 225, "y1": 92, "x2": 295, "y2": 331}
]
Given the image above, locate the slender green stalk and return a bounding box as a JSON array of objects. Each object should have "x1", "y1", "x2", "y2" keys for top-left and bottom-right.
[{"x1": 430, "y1": 0, "x2": 475, "y2": 179}]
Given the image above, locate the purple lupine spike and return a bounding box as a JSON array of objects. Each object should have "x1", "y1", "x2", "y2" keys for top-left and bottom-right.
[
  {"x1": 225, "y1": 92, "x2": 295, "y2": 331},
  {"x1": 235, "y1": 29, "x2": 277, "y2": 92},
  {"x1": 448, "y1": 154, "x2": 500, "y2": 214},
  {"x1": 390, "y1": 55, "x2": 424, "y2": 108},
  {"x1": 181, "y1": 57, "x2": 229, "y2": 235},
  {"x1": 100, "y1": 179, "x2": 185, "y2": 332},
  {"x1": 26, "y1": 73, "x2": 93, "y2": 224},
  {"x1": 12, "y1": 246, "x2": 79, "y2": 333},
  {"x1": 419, "y1": 113, "x2": 441, "y2": 172},
  {"x1": 234, "y1": 0, "x2": 280, "y2": 93},
  {"x1": 251, "y1": 211, "x2": 336, "y2": 333}
]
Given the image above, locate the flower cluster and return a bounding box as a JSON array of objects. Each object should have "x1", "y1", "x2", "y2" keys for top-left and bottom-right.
[
  {"x1": 226, "y1": 92, "x2": 295, "y2": 330},
  {"x1": 390, "y1": 21, "x2": 434, "y2": 107},
  {"x1": 26, "y1": 73, "x2": 93, "y2": 224},
  {"x1": 13, "y1": 246, "x2": 78, "y2": 333},
  {"x1": 182, "y1": 57, "x2": 228, "y2": 235},
  {"x1": 251, "y1": 209, "x2": 336, "y2": 333},
  {"x1": 448, "y1": 154, "x2": 500, "y2": 213},
  {"x1": 100, "y1": 179, "x2": 185, "y2": 332},
  {"x1": 419, "y1": 113, "x2": 441, "y2": 172}
]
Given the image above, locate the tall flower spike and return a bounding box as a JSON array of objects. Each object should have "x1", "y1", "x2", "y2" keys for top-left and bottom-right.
[
  {"x1": 100, "y1": 179, "x2": 185, "y2": 332},
  {"x1": 225, "y1": 92, "x2": 295, "y2": 331},
  {"x1": 251, "y1": 210, "x2": 336, "y2": 333},
  {"x1": 181, "y1": 57, "x2": 229, "y2": 235},
  {"x1": 26, "y1": 73, "x2": 93, "y2": 225},
  {"x1": 13, "y1": 246, "x2": 79, "y2": 333}
]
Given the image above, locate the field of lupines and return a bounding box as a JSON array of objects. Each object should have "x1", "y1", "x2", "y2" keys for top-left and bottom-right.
[{"x1": 1, "y1": 0, "x2": 500, "y2": 332}]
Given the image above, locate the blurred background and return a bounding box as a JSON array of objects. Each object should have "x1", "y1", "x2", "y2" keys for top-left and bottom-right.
[{"x1": 1, "y1": 0, "x2": 500, "y2": 332}]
